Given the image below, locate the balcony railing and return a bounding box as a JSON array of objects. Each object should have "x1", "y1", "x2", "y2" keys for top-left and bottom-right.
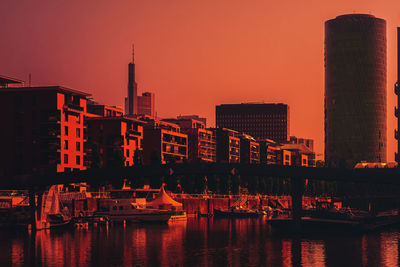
[{"x1": 64, "y1": 103, "x2": 84, "y2": 112}]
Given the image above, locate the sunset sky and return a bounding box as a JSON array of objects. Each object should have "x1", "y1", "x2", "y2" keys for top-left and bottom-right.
[{"x1": 1, "y1": 0, "x2": 400, "y2": 160}]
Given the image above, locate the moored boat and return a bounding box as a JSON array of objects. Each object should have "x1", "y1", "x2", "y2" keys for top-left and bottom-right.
[
  {"x1": 96, "y1": 199, "x2": 173, "y2": 223},
  {"x1": 269, "y1": 206, "x2": 400, "y2": 233}
]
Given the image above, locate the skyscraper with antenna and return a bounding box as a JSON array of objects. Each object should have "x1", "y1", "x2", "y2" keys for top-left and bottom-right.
[{"x1": 125, "y1": 44, "x2": 138, "y2": 115}]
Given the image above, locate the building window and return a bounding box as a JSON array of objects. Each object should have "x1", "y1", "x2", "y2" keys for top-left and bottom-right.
[
  {"x1": 76, "y1": 115, "x2": 81, "y2": 124},
  {"x1": 64, "y1": 154, "x2": 68, "y2": 164},
  {"x1": 64, "y1": 113, "x2": 69, "y2": 122},
  {"x1": 76, "y1": 128, "x2": 80, "y2": 138},
  {"x1": 64, "y1": 126, "x2": 68, "y2": 136},
  {"x1": 76, "y1": 155, "x2": 81, "y2": 165},
  {"x1": 126, "y1": 149, "x2": 130, "y2": 157},
  {"x1": 76, "y1": 142, "x2": 80, "y2": 151},
  {"x1": 64, "y1": 140, "x2": 68, "y2": 150}
]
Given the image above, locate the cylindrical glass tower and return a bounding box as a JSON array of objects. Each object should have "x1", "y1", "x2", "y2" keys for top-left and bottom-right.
[{"x1": 325, "y1": 14, "x2": 386, "y2": 168}]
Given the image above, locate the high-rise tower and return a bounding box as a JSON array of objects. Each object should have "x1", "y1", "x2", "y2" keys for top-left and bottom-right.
[
  {"x1": 395, "y1": 28, "x2": 400, "y2": 165},
  {"x1": 125, "y1": 45, "x2": 138, "y2": 115},
  {"x1": 325, "y1": 14, "x2": 387, "y2": 168}
]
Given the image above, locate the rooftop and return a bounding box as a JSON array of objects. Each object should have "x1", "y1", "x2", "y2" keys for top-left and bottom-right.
[
  {"x1": 0, "y1": 75, "x2": 24, "y2": 87},
  {"x1": 0, "y1": 86, "x2": 91, "y2": 97},
  {"x1": 86, "y1": 116, "x2": 145, "y2": 124}
]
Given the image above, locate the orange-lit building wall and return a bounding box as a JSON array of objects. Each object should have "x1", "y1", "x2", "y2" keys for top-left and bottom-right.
[
  {"x1": 276, "y1": 150, "x2": 291, "y2": 166},
  {"x1": 87, "y1": 103, "x2": 124, "y2": 117},
  {"x1": 143, "y1": 128, "x2": 188, "y2": 164},
  {"x1": 0, "y1": 86, "x2": 88, "y2": 176},
  {"x1": 240, "y1": 138, "x2": 260, "y2": 164},
  {"x1": 214, "y1": 128, "x2": 240, "y2": 163},
  {"x1": 85, "y1": 117, "x2": 143, "y2": 167},
  {"x1": 137, "y1": 92, "x2": 155, "y2": 117},
  {"x1": 163, "y1": 118, "x2": 215, "y2": 162},
  {"x1": 184, "y1": 128, "x2": 216, "y2": 162}
]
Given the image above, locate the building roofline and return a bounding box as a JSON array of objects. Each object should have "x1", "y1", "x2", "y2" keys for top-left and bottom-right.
[
  {"x1": 86, "y1": 116, "x2": 146, "y2": 124},
  {"x1": 0, "y1": 85, "x2": 91, "y2": 97},
  {"x1": 216, "y1": 103, "x2": 288, "y2": 107},
  {"x1": 0, "y1": 75, "x2": 24, "y2": 85}
]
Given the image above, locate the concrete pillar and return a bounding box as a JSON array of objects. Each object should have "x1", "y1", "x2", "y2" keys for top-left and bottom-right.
[
  {"x1": 291, "y1": 177, "x2": 304, "y2": 230},
  {"x1": 28, "y1": 190, "x2": 37, "y2": 231}
]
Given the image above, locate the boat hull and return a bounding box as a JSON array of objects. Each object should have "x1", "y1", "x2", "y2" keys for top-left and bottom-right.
[
  {"x1": 98, "y1": 210, "x2": 173, "y2": 223},
  {"x1": 269, "y1": 215, "x2": 400, "y2": 233},
  {"x1": 213, "y1": 208, "x2": 261, "y2": 218}
]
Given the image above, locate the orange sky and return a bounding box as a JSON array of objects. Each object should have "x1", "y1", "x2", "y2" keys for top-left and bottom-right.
[{"x1": 1, "y1": 0, "x2": 400, "y2": 160}]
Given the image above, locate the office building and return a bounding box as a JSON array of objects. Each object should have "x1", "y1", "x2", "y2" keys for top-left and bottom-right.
[
  {"x1": 325, "y1": 14, "x2": 387, "y2": 167},
  {"x1": 137, "y1": 92, "x2": 155, "y2": 117},
  {"x1": 216, "y1": 103, "x2": 289, "y2": 143}
]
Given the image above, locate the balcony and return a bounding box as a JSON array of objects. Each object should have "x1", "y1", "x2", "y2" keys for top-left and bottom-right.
[
  {"x1": 127, "y1": 129, "x2": 142, "y2": 137},
  {"x1": 63, "y1": 103, "x2": 84, "y2": 113},
  {"x1": 40, "y1": 110, "x2": 61, "y2": 124}
]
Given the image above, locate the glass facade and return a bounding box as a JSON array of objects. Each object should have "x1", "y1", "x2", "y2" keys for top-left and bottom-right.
[{"x1": 325, "y1": 14, "x2": 387, "y2": 167}]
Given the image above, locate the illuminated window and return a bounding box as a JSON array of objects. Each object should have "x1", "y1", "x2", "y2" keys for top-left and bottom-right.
[{"x1": 64, "y1": 140, "x2": 68, "y2": 150}]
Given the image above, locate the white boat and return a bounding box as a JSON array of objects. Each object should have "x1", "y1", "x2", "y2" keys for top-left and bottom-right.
[{"x1": 97, "y1": 199, "x2": 173, "y2": 223}]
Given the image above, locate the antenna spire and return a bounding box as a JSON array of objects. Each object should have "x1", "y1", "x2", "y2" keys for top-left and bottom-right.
[{"x1": 132, "y1": 44, "x2": 135, "y2": 63}]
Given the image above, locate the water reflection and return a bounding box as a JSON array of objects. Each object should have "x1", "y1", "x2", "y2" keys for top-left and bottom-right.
[{"x1": 1, "y1": 218, "x2": 400, "y2": 266}]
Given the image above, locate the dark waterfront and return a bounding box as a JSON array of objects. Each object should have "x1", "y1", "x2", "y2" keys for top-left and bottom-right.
[{"x1": 1, "y1": 217, "x2": 400, "y2": 267}]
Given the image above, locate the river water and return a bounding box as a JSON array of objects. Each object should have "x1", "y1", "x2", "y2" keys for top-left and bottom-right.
[{"x1": 1, "y1": 217, "x2": 399, "y2": 266}]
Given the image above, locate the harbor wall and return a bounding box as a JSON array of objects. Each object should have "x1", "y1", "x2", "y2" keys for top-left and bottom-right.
[{"x1": 62, "y1": 195, "x2": 383, "y2": 217}]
